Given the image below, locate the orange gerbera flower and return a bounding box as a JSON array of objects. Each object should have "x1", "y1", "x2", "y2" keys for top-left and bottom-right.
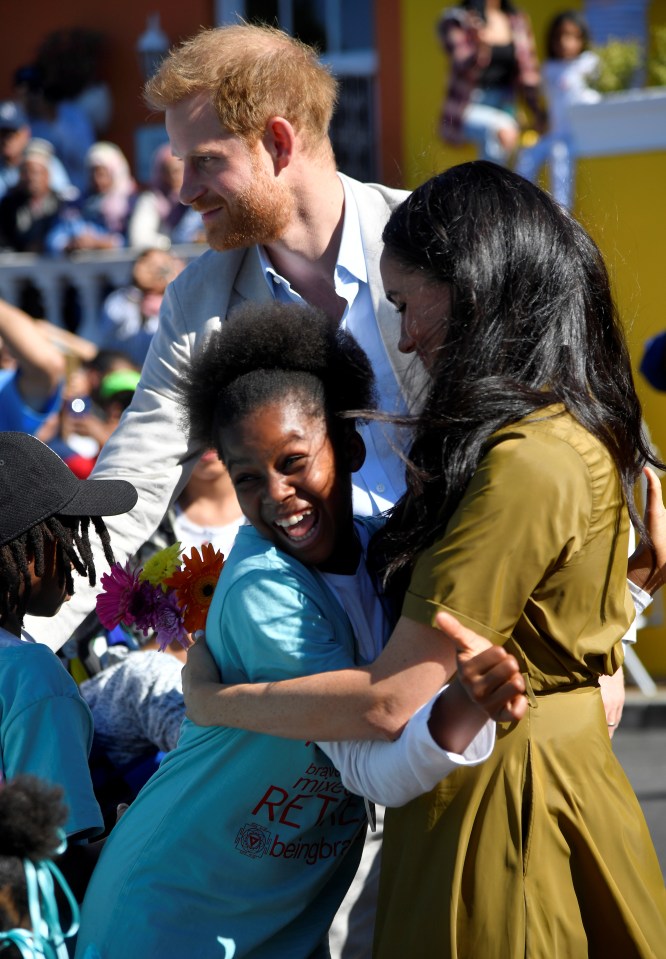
[{"x1": 164, "y1": 542, "x2": 225, "y2": 632}]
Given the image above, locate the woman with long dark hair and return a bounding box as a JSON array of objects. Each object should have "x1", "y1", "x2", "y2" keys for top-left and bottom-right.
[{"x1": 183, "y1": 161, "x2": 666, "y2": 957}]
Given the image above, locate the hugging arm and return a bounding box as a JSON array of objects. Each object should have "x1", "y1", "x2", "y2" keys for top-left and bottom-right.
[
  {"x1": 184, "y1": 618, "x2": 525, "y2": 806},
  {"x1": 184, "y1": 614, "x2": 459, "y2": 742},
  {"x1": 627, "y1": 466, "x2": 666, "y2": 597}
]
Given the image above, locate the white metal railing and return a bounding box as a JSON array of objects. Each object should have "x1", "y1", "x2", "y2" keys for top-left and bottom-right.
[{"x1": 0, "y1": 243, "x2": 206, "y2": 342}]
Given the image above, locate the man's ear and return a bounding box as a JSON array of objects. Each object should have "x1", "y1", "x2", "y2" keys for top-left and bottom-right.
[
  {"x1": 345, "y1": 429, "x2": 366, "y2": 474},
  {"x1": 262, "y1": 116, "x2": 295, "y2": 173}
]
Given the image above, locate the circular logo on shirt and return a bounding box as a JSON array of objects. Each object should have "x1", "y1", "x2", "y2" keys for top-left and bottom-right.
[{"x1": 235, "y1": 822, "x2": 272, "y2": 859}]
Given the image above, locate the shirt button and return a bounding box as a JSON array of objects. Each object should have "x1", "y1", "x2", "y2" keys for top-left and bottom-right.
[
  {"x1": 272, "y1": 275, "x2": 281, "y2": 285},
  {"x1": 376, "y1": 483, "x2": 385, "y2": 493}
]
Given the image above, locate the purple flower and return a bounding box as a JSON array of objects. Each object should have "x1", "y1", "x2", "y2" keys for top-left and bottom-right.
[
  {"x1": 152, "y1": 590, "x2": 189, "y2": 652},
  {"x1": 96, "y1": 562, "x2": 142, "y2": 630},
  {"x1": 127, "y1": 581, "x2": 164, "y2": 636}
]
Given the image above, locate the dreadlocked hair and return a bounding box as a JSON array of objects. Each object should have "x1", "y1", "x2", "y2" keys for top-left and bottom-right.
[{"x1": 0, "y1": 515, "x2": 114, "y2": 627}]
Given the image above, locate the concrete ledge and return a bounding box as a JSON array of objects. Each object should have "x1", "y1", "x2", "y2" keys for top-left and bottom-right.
[
  {"x1": 568, "y1": 88, "x2": 666, "y2": 157},
  {"x1": 622, "y1": 688, "x2": 666, "y2": 728}
]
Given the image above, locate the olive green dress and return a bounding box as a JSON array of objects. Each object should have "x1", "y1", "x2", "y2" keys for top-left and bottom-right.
[{"x1": 374, "y1": 407, "x2": 666, "y2": 959}]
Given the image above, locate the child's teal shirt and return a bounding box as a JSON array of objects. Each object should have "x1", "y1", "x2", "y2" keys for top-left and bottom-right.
[{"x1": 77, "y1": 525, "x2": 372, "y2": 959}]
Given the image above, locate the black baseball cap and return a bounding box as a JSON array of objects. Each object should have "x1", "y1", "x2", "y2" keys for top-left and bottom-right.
[{"x1": 0, "y1": 433, "x2": 138, "y2": 547}]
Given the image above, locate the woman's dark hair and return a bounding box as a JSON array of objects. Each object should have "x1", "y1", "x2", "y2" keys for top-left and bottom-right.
[
  {"x1": 546, "y1": 10, "x2": 590, "y2": 59},
  {"x1": 0, "y1": 776, "x2": 68, "y2": 936},
  {"x1": 462, "y1": 0, "x2": 517, "y2": 20},
  {"x1": 375, "y1": 160, "x2": 659, "y2": 593},
  {"x1": 0, "y1": 515, "x2": 113, "y2": 626},
  {"x1": 179, "y1": 301, "x2": 376, "y2": 456}
]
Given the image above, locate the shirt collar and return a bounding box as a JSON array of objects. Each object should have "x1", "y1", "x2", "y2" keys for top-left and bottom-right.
[{"x1": 257, "y1": 173, "x2": 367, "y2": 292}]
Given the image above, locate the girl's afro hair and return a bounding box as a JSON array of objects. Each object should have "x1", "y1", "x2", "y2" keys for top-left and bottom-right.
[{"x1": 179, "y1": 301, "x2": 376, "y2": 447}]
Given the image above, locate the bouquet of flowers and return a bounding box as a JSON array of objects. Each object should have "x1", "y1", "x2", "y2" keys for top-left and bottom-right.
[{"x1": 96, "y1": 542, "x2": 225, "y2": 651}]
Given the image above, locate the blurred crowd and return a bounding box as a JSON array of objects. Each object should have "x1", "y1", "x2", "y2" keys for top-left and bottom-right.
[{"x1": 0, "y1": 28, "x2": 205, "y2": 257}]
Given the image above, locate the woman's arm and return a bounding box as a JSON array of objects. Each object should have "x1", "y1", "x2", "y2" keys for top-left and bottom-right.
[
  {"x1": 181, "y1": 616, "x2": 526, "y2": 807},
  {"x1": 316, "y1": 615, "x2": 526, "y2": 806},
  {"x1": 182, "y1": 606, "x2": 528, "y2": 747},
  {"x1": 183, "y1": 615, "x2": 458, "y2": 741},
  {"x1": 627, "y1": 466, "x2": 666, "y2": 596},
  {"x1": 602, "y1": 466, "x2": 666, "y2": 735}
]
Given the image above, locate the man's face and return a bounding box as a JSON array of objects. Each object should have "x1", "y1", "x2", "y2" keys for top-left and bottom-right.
[
  {"x1": 166, "y1": 93, "x2": 293, "y2": 251},
  {"x1": 0, "y1": 124, "x2": 29, "y2": 166},
  {"x1": 20, "y1": 157, "x2": 50, "y2": 198}
]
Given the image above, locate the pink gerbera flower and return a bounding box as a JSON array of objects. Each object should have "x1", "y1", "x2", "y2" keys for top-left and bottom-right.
[{"x1": 96, "y1": 562, "x2": 142, "y2": 630}]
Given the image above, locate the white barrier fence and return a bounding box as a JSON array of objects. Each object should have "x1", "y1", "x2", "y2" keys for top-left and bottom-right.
[{"x1": 0, "y1": 244, "x2": 206, "y2": 342}]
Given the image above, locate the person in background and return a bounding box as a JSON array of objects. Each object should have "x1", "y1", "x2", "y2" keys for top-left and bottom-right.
[
  {"x1": 0, "y1": 432, "x2": 137, "y2": 901},
  {"x1": 0, "y1": 297, "x2": 65, "y2": 434},
  {"x1": 437, "y1": 0, "x2": 546, "y2": 164},
  {"x1": 143, "y1": 448, "x2": 244, "y2": 561},
  {"x1": 35, "y1": 28, "x2": 112, "y2": 140},
  {"x1": 0, "y1": 101, "x2": 31, "y2": 201},
  {"x1": 13, "y1": 36, "x2": 96, "y2": 197},
  {"x1": 128, "y1": 143, "x2": 204, "y2": 249},
  {"x1": 516, "y1": 10, "x2": 600, "y2": 209},
  {"x1": 92, "y1": 248, "x2": 186, "y2": 368},
  {"x1": 0, "y1": 140, "x2": 62, "y2": 253},
  {"x1": 47, "y1": 141, "x2": 137, "y2": 254},
  {"x1": 640, "y1": 329, "x2": 666, "y2": 391},
  {"x1": 0, "y1": 775, "x2": 80, "y2": 957},
  {"x1": 56, "y1": 368, "x2": 142, "y2": 478},
  {"x1": 0, "y1": 100, "x2": 74, "y2": 203}
]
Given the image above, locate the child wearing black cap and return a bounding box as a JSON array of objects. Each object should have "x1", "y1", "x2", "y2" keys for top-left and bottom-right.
[{"x1": 0, "y1": 432, "x2": 136, "y2": 894}]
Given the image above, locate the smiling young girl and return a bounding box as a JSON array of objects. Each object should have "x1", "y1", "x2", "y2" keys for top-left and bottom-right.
[{"x1": 75, "y1": 302, "x2": 523, "y2": 959}]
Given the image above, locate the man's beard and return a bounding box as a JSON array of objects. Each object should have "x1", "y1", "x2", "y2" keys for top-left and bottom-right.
[{"x1": 200, "y1": 166, "x2": 294, "y2": 252}]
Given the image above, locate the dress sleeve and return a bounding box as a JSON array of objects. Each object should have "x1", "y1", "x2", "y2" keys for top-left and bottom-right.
[
  {"x1": 403, "y1": 429, "x2": 594, "y2": 643},
  {"x1": 318, "y1": 688, "x2": 495, "y2": 807}
]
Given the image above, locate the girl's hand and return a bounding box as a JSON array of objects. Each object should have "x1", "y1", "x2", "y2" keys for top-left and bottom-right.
[
  {"x1": 181, "y1": 630, "x2": 225, "y2": 725},
  {"x1": 434, "y1": 611, "x2": 528, "y2": 723}
]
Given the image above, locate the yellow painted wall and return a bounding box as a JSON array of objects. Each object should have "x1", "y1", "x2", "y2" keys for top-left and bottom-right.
[
  {"x1": 399, "y1": 1, "x2": 666, "y2": 676},
  {"x1": 578, "y1": 151, "x2": 666, "y2": 677}
]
